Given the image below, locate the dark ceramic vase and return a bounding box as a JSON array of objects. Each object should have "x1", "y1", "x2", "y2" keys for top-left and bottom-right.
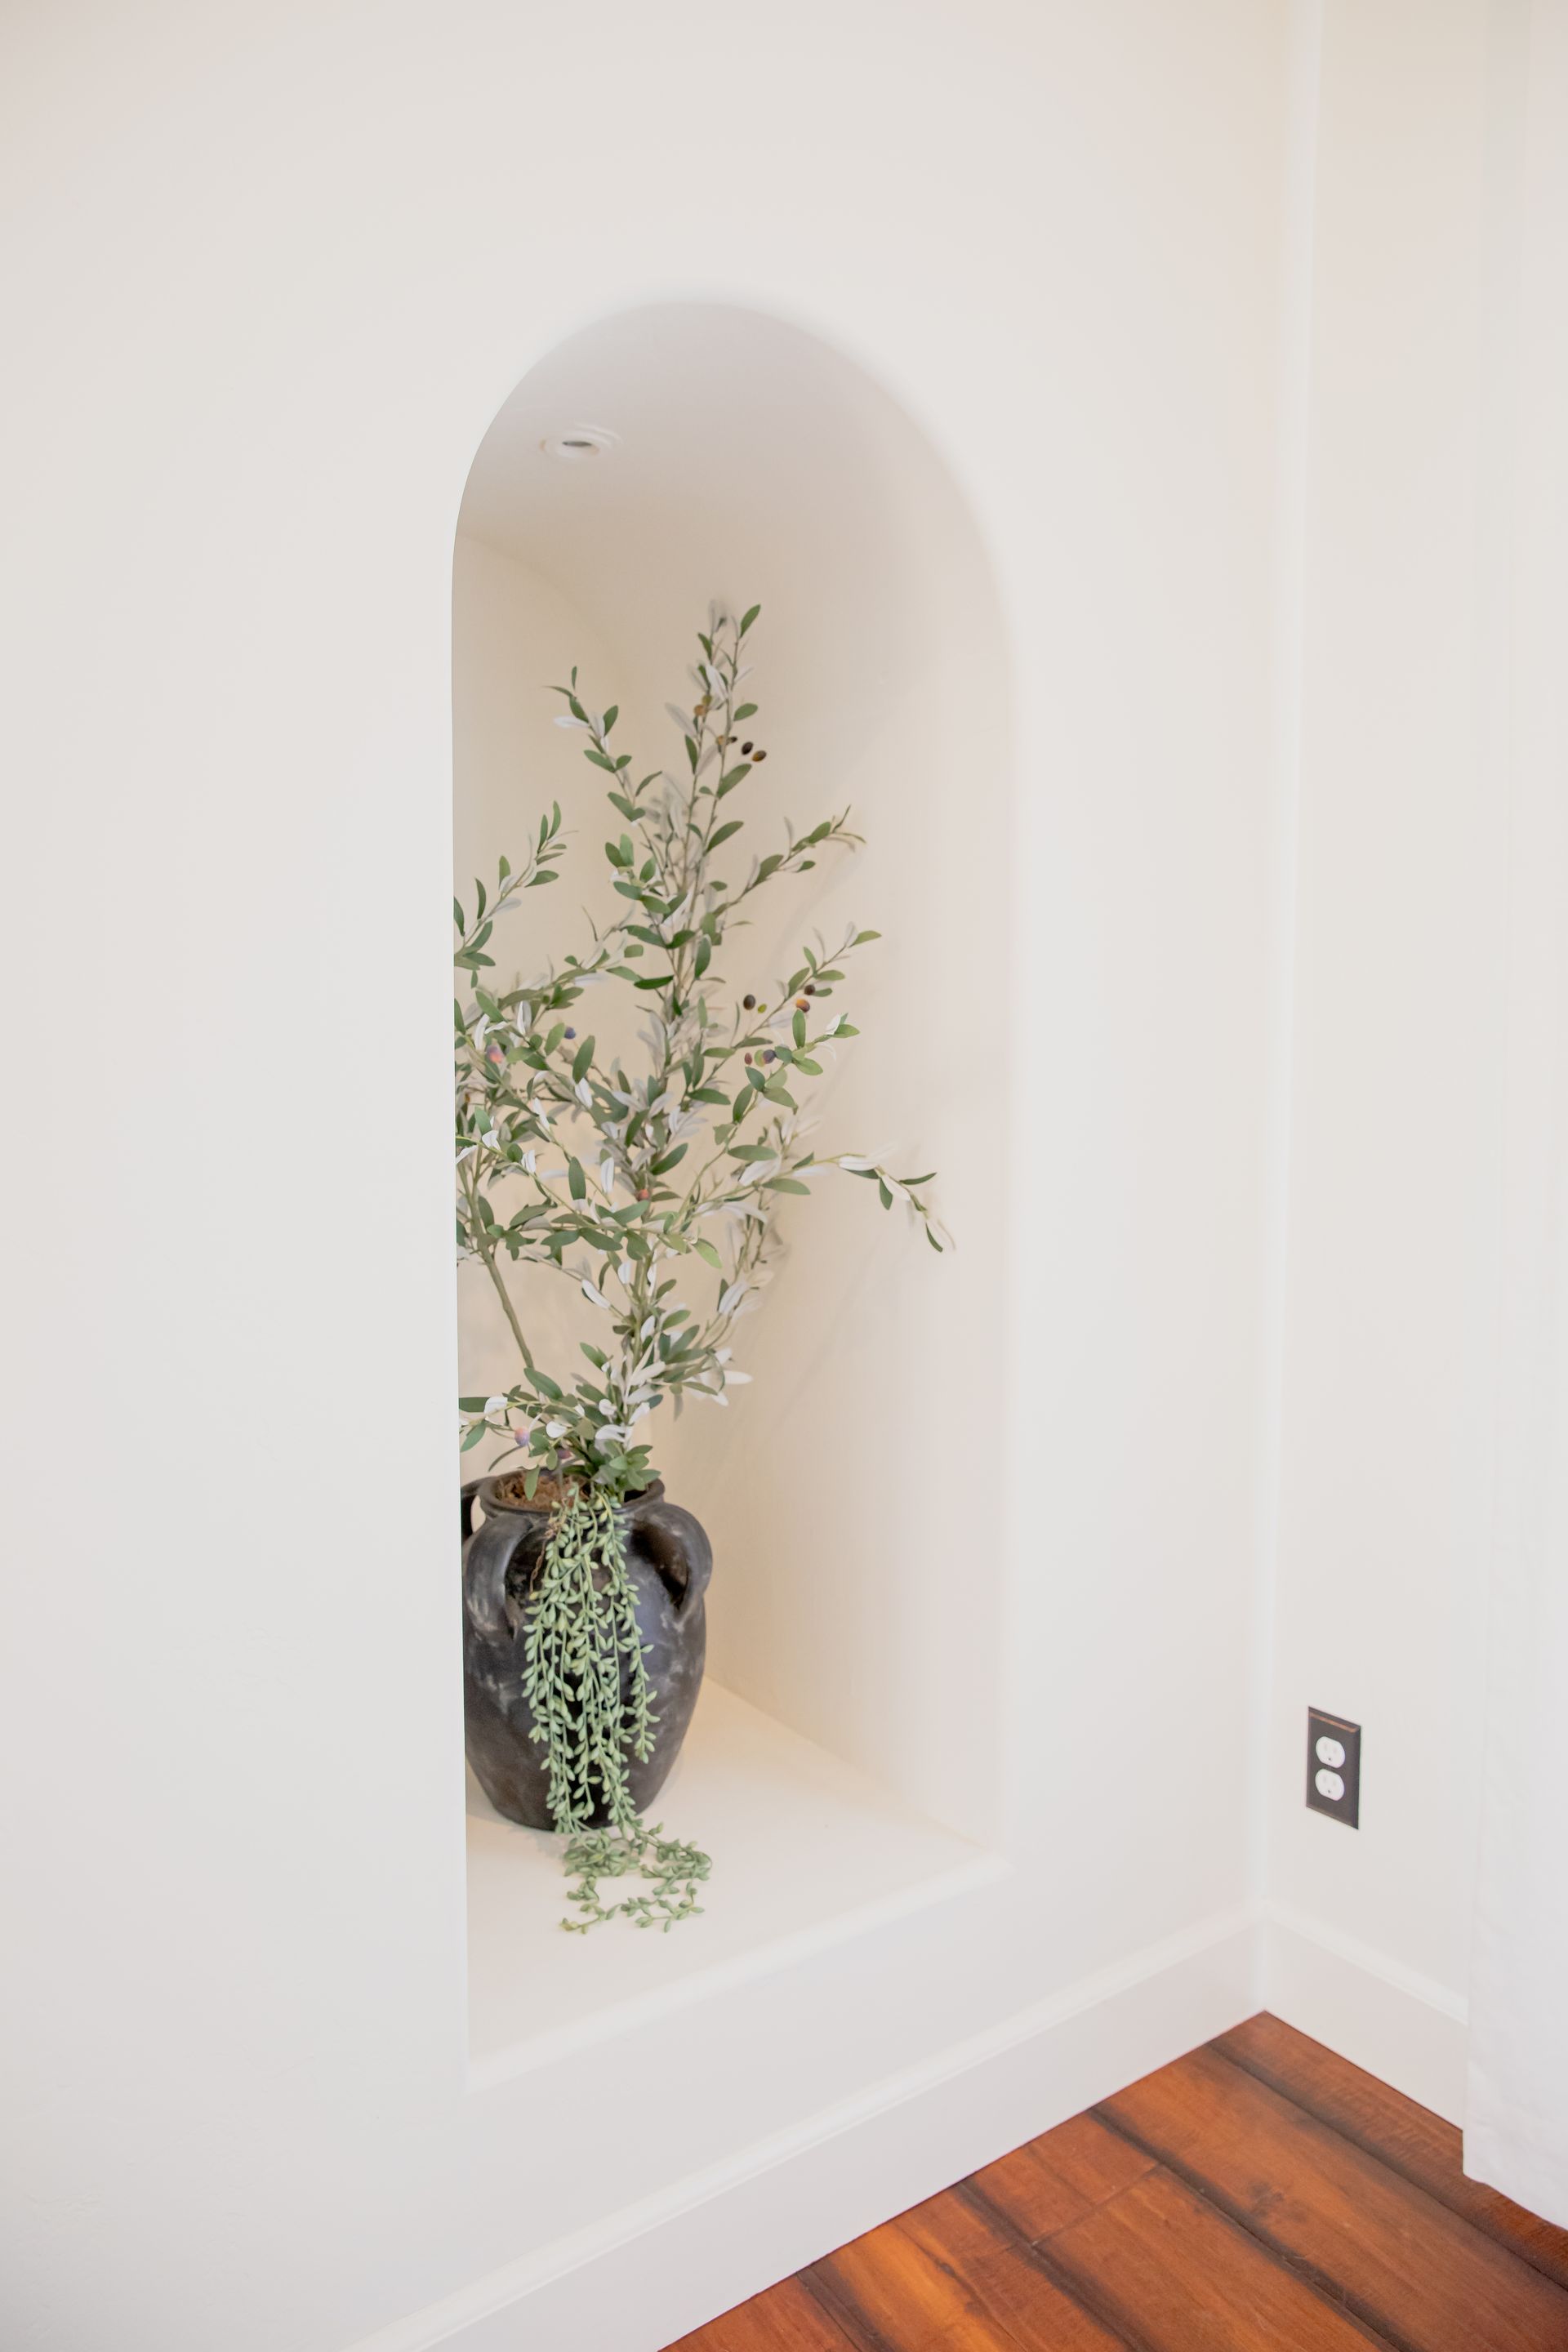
[{"x1": 461, "y1": 1474, "x2": 711, "y2": 1831}]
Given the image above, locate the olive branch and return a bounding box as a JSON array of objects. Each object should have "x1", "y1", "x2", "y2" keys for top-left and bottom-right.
[{"x1": 455, "y1": 602, "x2": 947, "y2": 1499}]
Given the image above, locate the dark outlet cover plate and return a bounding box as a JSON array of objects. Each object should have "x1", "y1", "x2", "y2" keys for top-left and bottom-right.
[{"x1": 1307, "y1": 1708, "x2": 1361, "y2": 1828}]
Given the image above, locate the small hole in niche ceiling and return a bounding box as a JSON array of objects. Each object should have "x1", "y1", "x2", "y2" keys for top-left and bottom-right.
[{"x1": 540, "y1": 424, "x2": 619, "y2": 462}]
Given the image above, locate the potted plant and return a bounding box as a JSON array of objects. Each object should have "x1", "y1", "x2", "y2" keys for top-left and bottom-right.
[{"x1": 455, "y1": 605, "x2": 944, "y2": 1931}]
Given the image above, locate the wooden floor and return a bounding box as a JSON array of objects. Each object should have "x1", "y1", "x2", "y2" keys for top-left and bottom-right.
[{"x1": 668, "y1": 2013, "x2": 1568, "y2": 2350}]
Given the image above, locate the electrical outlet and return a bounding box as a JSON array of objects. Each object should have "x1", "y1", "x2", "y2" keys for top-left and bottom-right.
[{"x1": 1306, "y1": 1708, "x2": 1361, "y2": 1828}]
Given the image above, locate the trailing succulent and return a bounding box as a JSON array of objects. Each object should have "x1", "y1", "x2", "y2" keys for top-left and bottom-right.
[{"x1": 455, "y1": 605, "x2": 944, "y2": 1929}]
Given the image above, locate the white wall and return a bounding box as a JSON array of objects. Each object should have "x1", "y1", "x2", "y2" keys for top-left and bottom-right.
[
  {"x1": 0, "y1": 4, "x2": 1294, "y2": 2347},
  {"x1": 1465, "y1": 0, "x2": 1568, "y2": 2221},
  {"x1": 1263, "y1": 0, "x2": 1516, "y2": 2108}
]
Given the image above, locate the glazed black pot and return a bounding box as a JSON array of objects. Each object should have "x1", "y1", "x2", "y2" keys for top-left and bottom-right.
[{"x1": 461, "y1": 1474, "x2": 711, "y2": 1831}]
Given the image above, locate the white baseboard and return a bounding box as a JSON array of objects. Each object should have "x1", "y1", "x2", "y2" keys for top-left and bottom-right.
[
  {"x1": 1262, "y1": 1900, "x2": 1469, "y2": 2125},
  {"x1": 349, "y1": 1902, "x2": 1260, "y2": 2352},
  {"x1": 350, "y1": 1898, "x2": 1472, "y2": 2352}
]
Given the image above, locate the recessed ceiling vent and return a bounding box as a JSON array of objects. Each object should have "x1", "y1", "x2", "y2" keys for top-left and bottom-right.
[{"x1": 539, "y1": 424, "x2": 619, "y2": 462}]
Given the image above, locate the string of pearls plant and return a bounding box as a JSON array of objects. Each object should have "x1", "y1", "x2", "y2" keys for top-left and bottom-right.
[
  {"x1": 519, "y1": 1485, "x2": 710, "y2": 1931},
  {"x1": 455, "y1": 604, "x2": 946, "y2": 1929}
]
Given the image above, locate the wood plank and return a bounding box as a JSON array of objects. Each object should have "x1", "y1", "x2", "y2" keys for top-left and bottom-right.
[
  {"x1": 1099, "y1": 2044, "x2": 1568, "y2": 2352},
  {"x1": 1045, "y1": 2164, "x2": 1388, "y2": 2352},
  {"x1": 897, "y1": 2185, "x2": 1132, "y2": 2349},
  {"x1": 972, "y1": 2110, "x2": 1156, "y2": 2242},
  {"x1": 1214, "y1": 2012, "x2": 1568, "y2": 2296},
  {"x1": 668, "y1": 2271, "x2": 862, "y2": 2351},
  {"x1": 808, "y1": 2196, "x2": 1049, "y2": 2351}
]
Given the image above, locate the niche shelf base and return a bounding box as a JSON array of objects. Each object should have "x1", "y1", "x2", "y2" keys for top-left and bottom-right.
[{"x1": 466, "y1": 1680, "x2": 1001, "y2": 2087}]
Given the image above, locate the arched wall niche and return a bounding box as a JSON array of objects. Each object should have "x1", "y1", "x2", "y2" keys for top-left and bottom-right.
[{"x1": 454, "y1": 301, "x2": 1013, "y2": 1848}]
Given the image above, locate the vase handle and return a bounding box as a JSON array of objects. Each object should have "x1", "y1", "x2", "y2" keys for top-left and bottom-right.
[
  {"x1": 462, "y1": 1487, "x2": 534, "y2": 1642},
  {"x1": 635, "y1": 1502, "x2": 713, "y2": 1617}
]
